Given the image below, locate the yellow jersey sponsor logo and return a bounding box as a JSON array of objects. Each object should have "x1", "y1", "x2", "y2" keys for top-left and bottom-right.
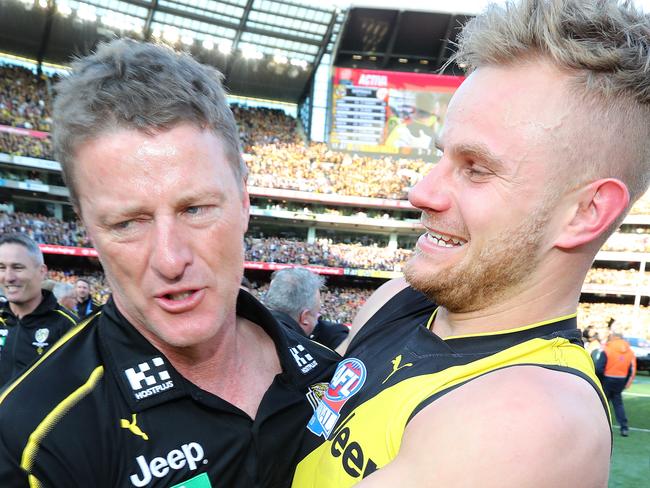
[{"x1": 329, "y1": 413, "x2": 378, "y2": 480}]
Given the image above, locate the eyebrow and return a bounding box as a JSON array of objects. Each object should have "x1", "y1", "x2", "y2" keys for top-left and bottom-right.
[{"x1": 439, "y1": 141, "x2": 507, "y2": 172}]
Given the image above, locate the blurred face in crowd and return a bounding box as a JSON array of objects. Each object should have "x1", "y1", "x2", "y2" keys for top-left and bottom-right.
[
  {"x1": 405, "y1": 62, "x2": 572, "y2": 312},
  {"x1": 60, "y1": 291, "x2": 77, "y2": 311},
  {"x1": 0, "y1": 243, "x2": 46, "y2": 313},
  {"x1": 75, "y1": 280, "x2": 90, "y2": 302},
  {"x1": 73, "y1": 124, "x2": 250, "y2": 352}
]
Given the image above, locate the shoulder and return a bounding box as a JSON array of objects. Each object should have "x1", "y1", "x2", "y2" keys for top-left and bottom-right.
[
  {"x1": 0, "y1": 316, "x2": 106, "y2": 469},
  {"x1": 53, "y1": 305, "x2": 79, "y2": 326},
  {"x1": 369, "y1": 366, "x2": 610, "y2": 487},
  {"x1": 0, "y1": 316, "x2": 103, "y2": 415},
  {"x1": 338, "y1": 278, "x2": 411, "y2": 353}
]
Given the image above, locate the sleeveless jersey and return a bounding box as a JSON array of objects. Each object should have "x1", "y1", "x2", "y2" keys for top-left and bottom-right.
[{"x1": 292, "y1": 287, "x2": 609, "y2": 488}]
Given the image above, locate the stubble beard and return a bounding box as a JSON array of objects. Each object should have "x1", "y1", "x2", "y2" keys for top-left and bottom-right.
[{"x1": 404, "y1": 206, "x2": 552, "y2": 313}]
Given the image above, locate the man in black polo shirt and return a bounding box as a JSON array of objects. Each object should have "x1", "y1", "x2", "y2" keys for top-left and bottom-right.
[
  {"x1": 0, "y1": 233, "x2": 78, "y2": 387},
  {"x1": 0, "y1": 40, "x2": 339, "y2": 488}
]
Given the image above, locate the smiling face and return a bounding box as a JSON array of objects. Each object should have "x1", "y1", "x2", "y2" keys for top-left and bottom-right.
[
  {"x1": 73, "y1": 124, "x2": 249, "y2": 351},
  {"x1": 404, "y1": 62, "x2": 574, "y2": 312},
  {"x1": 0, "y1": 243, "x2": 46, "y2": 314}
]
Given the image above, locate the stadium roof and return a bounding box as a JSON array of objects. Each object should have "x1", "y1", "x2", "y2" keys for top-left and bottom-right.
[{"x1": 0, "y1": 0, "x2": 342, "y2": 102}]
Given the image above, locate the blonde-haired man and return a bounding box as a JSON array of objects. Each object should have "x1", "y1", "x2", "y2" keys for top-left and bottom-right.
[{"x1": 293, "y1": 1, "x2": 650, "y2": 486}]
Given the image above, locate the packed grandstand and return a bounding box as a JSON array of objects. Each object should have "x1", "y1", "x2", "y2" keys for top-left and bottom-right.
[{"x1": 0, "y1": 61, "x2": 648, "y2": 334}]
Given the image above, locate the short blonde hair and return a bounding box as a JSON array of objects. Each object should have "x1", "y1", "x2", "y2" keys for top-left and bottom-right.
[{"x1": 452, "y1": 0, "x2": 650, "y2": 205}]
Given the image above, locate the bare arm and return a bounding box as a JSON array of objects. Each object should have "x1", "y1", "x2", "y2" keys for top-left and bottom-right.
[
  {"x1": 357, "y1": 366, "x2": 611, "y2": 487},
  {"x1": 336, "y1": 277, "x2": 410, "y2": 355}
]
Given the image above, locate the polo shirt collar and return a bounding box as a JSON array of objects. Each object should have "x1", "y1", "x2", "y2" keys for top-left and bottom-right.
[{"x1": 99, "y1": 289, "x2": 320, "y2": 412}]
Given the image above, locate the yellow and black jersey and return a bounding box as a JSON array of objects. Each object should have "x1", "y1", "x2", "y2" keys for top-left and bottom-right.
[
  {"x1": 0, "y1": 290, "x2": 339, "y2": 488},
  {"x1": 0, "y1": 290, "x2": 78, "y2": 387},
  {"x1": 293, "y1": 287, "x2": 608, "y2": 488}
]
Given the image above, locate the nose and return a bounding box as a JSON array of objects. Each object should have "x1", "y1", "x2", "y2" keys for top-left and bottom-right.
[
  {"x1": 408, "y1": 159, "x2": 453, "y2": 213},
  {"x1": 149, "y1": 217, "x2": 193, "y2": 281},
  {"x1": 2, "y1": 267, "x2": 16, "y2": 283}
]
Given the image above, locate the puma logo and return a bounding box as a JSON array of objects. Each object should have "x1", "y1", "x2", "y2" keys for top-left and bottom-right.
[
  {"x1": 120, "y1": 413, "x2": 149, "y2": 441},
  {"x1": 382, "y1": 355, "x2": 413, "y2": 384}
]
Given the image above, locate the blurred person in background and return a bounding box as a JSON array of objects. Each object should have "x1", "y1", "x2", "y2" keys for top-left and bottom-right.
[
  {"x1": 595, "y1": 331, "x2": 636, "y2": 437},
  {"x1": 73, "y1": 277, "x2": 100, "y2": 320},
  {"x1": 264, "y1": 267, "x2": 350, "y2": 350},
  {"x1": 0, "y1": 233, "x2": 77, "y2": 387},
  {"x1": 294, "y1": 1, "x2": 650, "y2": 486},
  {"x1": 265, "y1": 267, "x2": 324, "y2": 338},
  {"x1": 52, "y1": 281, "x2": 77, "y2": 312}
]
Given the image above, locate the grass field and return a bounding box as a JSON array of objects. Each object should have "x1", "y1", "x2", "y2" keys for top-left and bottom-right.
[{"x1": 609, "y1": 372, "x2": 650, "y2": 487}]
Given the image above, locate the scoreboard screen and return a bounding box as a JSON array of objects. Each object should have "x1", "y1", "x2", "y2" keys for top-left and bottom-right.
[{"x1": 328, "y1": 67, "x2": 464, "y2": 161}]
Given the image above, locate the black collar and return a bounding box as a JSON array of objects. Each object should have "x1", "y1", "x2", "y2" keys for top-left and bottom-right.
[
  {"x1": 0, "y1": 290, "x2": 59, "y2": 324},
  {"x1": 98, "y1": 289, "x2": 320, "y2": 413},
  {"x1": 270, "y1": 309, "x2": 306, "y2": 337}
]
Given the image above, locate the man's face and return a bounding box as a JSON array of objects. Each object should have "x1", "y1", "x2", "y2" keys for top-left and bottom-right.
[
  {"x1": 75, "y1": 280, "x2": 90, "y2": 301},
  {"x1": 74, "y1": 124, "x2": 249, "y2": 351},
  {"x1": 0, "y1": 244, "x2": 46, "y2": 307},
  {"x1": 405, "y1": 63, "x2": 572, "y2": 312}
]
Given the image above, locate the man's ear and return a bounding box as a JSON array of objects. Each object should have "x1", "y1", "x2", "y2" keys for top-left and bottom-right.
[
  {"x1": 298, "y1": 309, "x2": 311, "y2": 332},
  {"x1": 554, "y1": 178, "x2": 629, "y2": 250}
]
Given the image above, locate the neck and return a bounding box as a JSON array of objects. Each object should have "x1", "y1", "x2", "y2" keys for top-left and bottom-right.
[
  {"x1": 152, "y1": 314, "x2": 241, "y2": 385},
  {"x1": 157, "y1": 315, "x2": 280, "y2": 418},
  {"x1": 432, "y1": 259, "x2": 585, "y2": 338},
  {"x1": 9, "y1": 293, "x2": 43, "y2": 319}
]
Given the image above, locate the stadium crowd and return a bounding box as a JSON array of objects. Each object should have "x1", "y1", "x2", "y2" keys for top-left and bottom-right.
[
  {"x1": 0, "y1": 210, "x2": 91, "y2": 247},
  {"x1": 0, "y1": 65, "x2": 53, "y2": 131},
  {"x1": 585, "y1": 268, "x2": 650, "y2": 289},
  {"x1": 245, "y1": 236, "x2": 412, "y2": 270},
  {"x1": 246, "y1": 142, "x2": 432, "y2": 199},
  {"x1": 578, "y1": 302, "x2": 650, "y2": 340}
]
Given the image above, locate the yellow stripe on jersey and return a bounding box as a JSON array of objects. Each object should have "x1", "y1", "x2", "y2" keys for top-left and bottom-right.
[
  {"x1": 54, "y1": 308, "x2": 78, "y2": 325},
  {"x1": 0, "y1": 312, "x2": 100, "y2": 405},
  {"x1": 292, "y1": 336, "x2": 605, "y2": 488},
  {"x1": 443, "y1": 313, "x2": 579, "y2": 340},
  {"x1": 21, "y1": 366, "x2": 104, "y2": 473},
  {"x1": 28, "y1": 474, "x2": 43, "y2": 488}
]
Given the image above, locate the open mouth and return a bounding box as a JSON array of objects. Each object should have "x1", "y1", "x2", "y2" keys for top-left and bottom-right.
[
  {"x1": 425, "y1": 231, "x2": 467, "y2": 248},
  {"x1": 163, "y1": 290, "x2": 197, "y2": 301}
]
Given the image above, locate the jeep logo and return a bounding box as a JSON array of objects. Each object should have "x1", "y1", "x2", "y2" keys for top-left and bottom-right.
[{"x1": 130, "y1": 442, "x2": 205, "y2": 487}]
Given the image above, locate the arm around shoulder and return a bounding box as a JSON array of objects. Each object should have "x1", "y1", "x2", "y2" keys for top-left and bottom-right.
[
  {"x1": 336, "y1": 277, "x2": 410, "y2": 354},
  {"x1": 357, "y1": 366, "x2": 611, "y2": 487}
]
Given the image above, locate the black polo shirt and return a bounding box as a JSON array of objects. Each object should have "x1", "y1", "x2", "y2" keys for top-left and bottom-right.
[
  {"x1": 0, "y1": 290, "x2": 339, "y2": 488},
  {"x1": 0, "y1": 290, "x2": 78, "y2": 387}
]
